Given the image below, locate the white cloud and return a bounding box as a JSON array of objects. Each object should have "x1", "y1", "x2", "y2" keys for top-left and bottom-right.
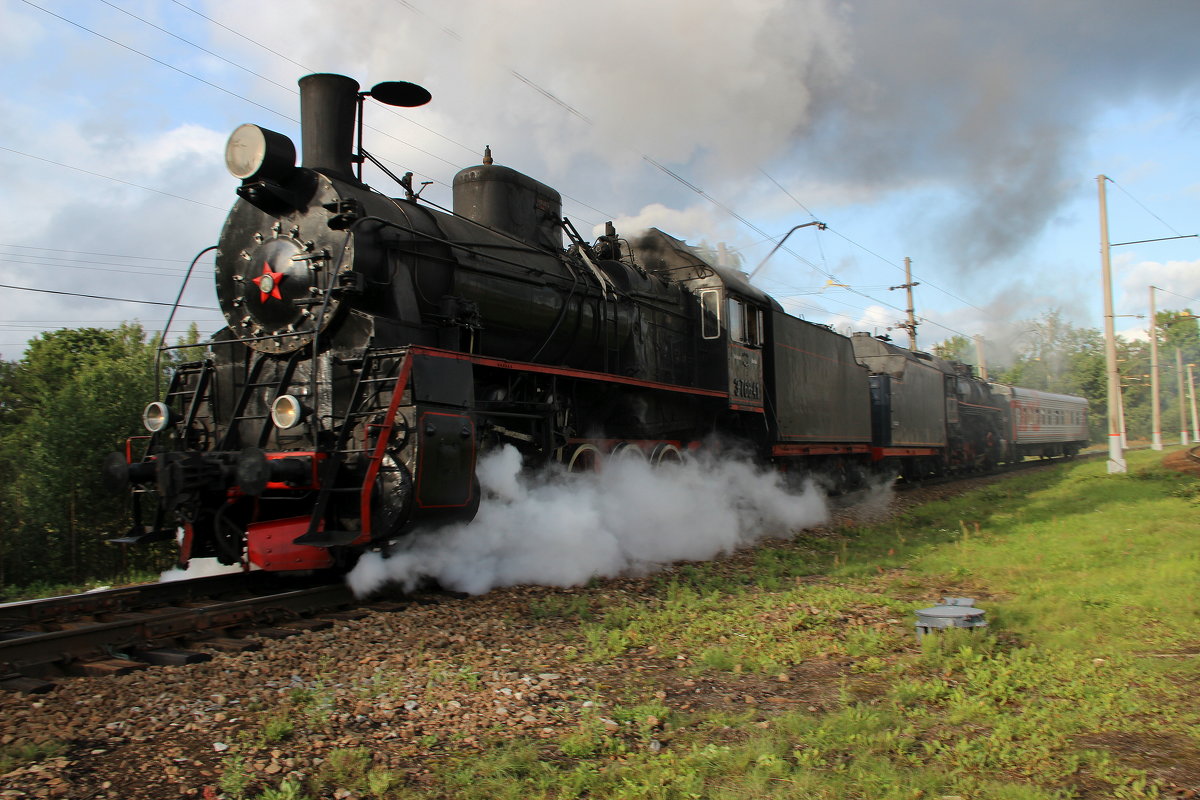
[
  {"x1": 824, "y1": 303, "x2": 895, "y2": 337},
  {"x1": 1120, "y1": 259, "x2": 1200, "y2": 316}
]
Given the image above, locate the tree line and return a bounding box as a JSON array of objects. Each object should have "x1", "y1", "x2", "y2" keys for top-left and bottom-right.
[
  {"x1": 0, "y1": 311, "x2": 1196, "y2": 594},
  {"x1": 930, "y1": 309, "x2": 1200, "y2": 443},
  {"x1": 0, "y1": 324, "x2": 201, "y2": 597}
]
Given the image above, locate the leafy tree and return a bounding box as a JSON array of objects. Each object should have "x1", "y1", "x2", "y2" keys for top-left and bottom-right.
[
  {"x1": 0, "y1": 325, "x2": 175, "y2": 590},
  {"x1": 1157, "y1": 309, "x2": 1200, "y2": 356},
  {"x1": 1154, "y1": 310, "x2": 1199, "y2": 442},
  {"x1": 971, "y1": 307, "x2": 1198, "y2": 443},
  {"x1": 931, "y1": 335, "x2": 972, "y2": 364}
]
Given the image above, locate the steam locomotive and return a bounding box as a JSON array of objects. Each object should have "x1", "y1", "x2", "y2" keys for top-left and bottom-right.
[{"x1": 105, "y1": 73, "x2": 1088, "y2": 572}]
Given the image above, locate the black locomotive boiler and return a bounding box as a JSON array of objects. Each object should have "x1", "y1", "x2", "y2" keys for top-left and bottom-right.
[{"x1": 106, "y1": 73, "x2": 1089, "y2": 572}]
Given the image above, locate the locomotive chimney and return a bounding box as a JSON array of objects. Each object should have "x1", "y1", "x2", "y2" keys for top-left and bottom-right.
[{"x1": 298, "y1": 73, "x2": 360, "y2": 181}]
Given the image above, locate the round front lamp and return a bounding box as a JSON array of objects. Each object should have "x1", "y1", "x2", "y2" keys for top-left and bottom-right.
[
  {"x1": 225, "y1": 123, "x2": 296, "y2": 182},
  {"x1": 143, "y1": 401, "x2": 174, "y2": 433},
  {"x1": 271, "y1": 395, "x2": 305, "y2": 429}
]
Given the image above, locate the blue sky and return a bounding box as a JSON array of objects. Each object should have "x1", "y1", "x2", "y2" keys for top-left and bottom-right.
[{"x1": 3, "y1": 0, "x2": 1199, "y2": 367}]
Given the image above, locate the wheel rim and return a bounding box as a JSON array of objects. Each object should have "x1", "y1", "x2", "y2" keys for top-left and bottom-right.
[
  {"x1": 650, "y1": 443, "x2": 684, "y2": 466},
  {"x1": 566, "y1": 444, "x2": 602, "y2": 473},
  {"x1": 610, "y1": 443, "x2": 647, "y2": 462}
]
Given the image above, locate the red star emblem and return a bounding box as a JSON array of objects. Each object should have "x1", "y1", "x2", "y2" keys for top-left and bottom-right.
[{"x1": 251, "y1": 261, "x2": 285, "y2": 303}]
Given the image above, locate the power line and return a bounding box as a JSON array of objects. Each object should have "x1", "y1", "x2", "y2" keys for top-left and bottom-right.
[
  {"x1": 175, "y1": 0, "x2": 480, "y2": 159},
  {"x1": 756, "y1": 172, "x2": 994, "y2": 321},
  {"x1": 10, "y1": 2, "x2": 606, "y2": 254},
  {"x1": 1154, "y1": 287, "x2": 1200, "y2": 306},
  {"x1": 511, "y1": 71, "x2": 592, "y2": 124},
  {"x1": 28, "y1": 0, "x2": 996, "y2": 343},
  {"x1": 0, "y1": 283, "x2": 218, "y2": 310},
  {"x1": 0, "y1": 320, "x2": 209, "y2": 327},
  {"x1": 165, "y1": 0, "x2": 479, "y2": 160},
  {"x1": 169, "y1": 0, "x2": 309, "y2": 71},
  {"x1": 43, "y1": 0, "x2": 463, "y2": 174},
  {"x1": 97, "y1": 0, "x2": 295, "y2": 93},
  {"x1": 20, "y1": 0, "x2": 295, "y2": 124},
  {"x1": 0, "y1": 244, "x2": 195, "y2": 264},
  {"x1": 821, "y1": 225, "x2": 988, "y2": 315},
  {"x1": 1109, "y1": 177, "x2": 1187, "y2": 238},
  {"x1": 1, "y1": 255, "x2": 193, "y2": 278},
  {"x1": 0, "y1": 145, "x2": 228, "y2": 212}
]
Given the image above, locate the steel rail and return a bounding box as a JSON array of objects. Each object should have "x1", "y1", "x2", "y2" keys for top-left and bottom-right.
[
  {"x1": 0, "y1": 572, "x2": 324, "y2": 630},
  {"x1": 0, "y1": 582, "x2": 353, "y2": 676}
]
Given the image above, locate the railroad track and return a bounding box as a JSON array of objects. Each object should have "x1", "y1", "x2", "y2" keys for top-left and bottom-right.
[
  {"x1": 0, "y1": 451, "x2": 1119, "y2": 694},
  {"x1": 890, "y1": 450, "x2": 1093, "y2": 491},
  {"x1": 0, "y1": 572, "x2": 375, "y2": 694}
]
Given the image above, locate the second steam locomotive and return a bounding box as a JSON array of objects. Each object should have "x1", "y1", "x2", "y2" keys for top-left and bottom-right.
[{"x1": 106, "y1": 73, "x2": 1089, "y2": 572}]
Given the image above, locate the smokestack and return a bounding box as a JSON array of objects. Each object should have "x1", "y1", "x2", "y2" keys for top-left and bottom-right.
[{"x1": 298, "y1": 73, "x2": 360, "y2": 180}]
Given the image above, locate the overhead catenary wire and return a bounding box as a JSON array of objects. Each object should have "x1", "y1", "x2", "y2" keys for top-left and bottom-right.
[
  {"x1": 1109, "y1": 177, "x2": 1189, "y2": 239},
  {"x1": 757, "y1": 170, "x2": 988, "y2": 317}
]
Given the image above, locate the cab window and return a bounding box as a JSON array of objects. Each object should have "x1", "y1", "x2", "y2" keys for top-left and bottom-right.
[
  {"x1": 727, "y1": 298, "x2": 744, "y2": 343},
  {"x1": 700, "y1": 289, "x2": 720, "y2": 339},
  {"x1": 727, "y1": 296, "x2": 763, "y2": 346}
]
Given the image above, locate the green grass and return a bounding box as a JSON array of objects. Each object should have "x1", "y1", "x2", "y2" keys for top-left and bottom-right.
[
  {"x1": 571, "y1": 579, "x2": 913, "y2": 674},
  {"x1": 0, "y1": 739, "x2": 68, "y2": 774},
  {"x1": 839, "y1": 452, "x2": 1200, "y2": 654},
  {"x1": 0, "y1": 571, "x2": 163, "y2": 603},
  {"x1": 221, "y1": 449, "x2": 1200, "y2": 799}
]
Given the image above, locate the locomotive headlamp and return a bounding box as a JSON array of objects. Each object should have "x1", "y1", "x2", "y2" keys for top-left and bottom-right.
[
  {"x1": 142, "y1": 401, "x2": 175, "y2": 433},
  {"x1": 225, "y1": 124, "x2": 296, "y2": 182},
  {"x1": 271, "y1": 395, "x2": 306, "y2": 429}
]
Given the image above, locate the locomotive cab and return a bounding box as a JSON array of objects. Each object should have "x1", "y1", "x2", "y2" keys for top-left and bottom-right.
[{"x1": 633, "y1": 228, "x2": 770, "y2": 412}]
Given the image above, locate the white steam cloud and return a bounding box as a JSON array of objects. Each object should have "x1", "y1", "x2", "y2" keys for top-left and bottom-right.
[
  {"x1": 159, "y1": 556, "x2": 246, "y2": 583},
  {"x1": 347, "y1": 445, "x2": 829, "y2": 597}
]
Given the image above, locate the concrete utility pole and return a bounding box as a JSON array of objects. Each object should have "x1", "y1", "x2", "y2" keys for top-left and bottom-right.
[
  {"x1": 1097, "y1": 175, "x2": 1126, "y2": 473},
  {"x1": 890, "y1": 257, "x2": 919, "y2": 351},
  {"x1": 1178, "y1": 348, "x2": 1189, "y2": 446},
  {"x1": 1149, "y1": 286, "x2": 1162, "y2": 450},
  {"x1": 1189, "y1": 363, "x2": 1200, "y2": 443},
  {"x1": 974, "y1": 334, "x2": 989, "y2": 380}
]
